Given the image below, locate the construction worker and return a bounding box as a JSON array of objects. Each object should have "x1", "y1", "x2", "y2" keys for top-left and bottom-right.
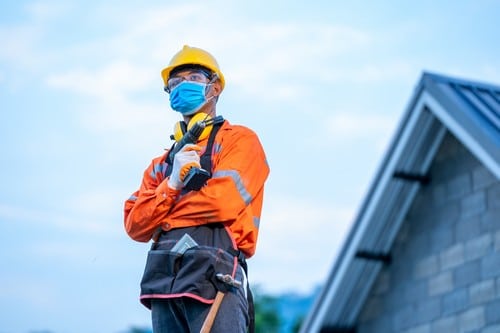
[{"x1": 124, "y1": 45, "x2": 269, "y2": 332}]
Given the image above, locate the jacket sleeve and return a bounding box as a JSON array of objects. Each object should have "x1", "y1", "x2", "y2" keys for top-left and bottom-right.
[
  {"x1": 165, "y1": 126, "x2": 269, "y2": 228},
  {"x1": 123, "y1": 153, "x2": 181, "y2": 242}
]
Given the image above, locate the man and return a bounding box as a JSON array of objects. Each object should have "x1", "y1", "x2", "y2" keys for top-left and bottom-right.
[{"x1": 124, "y1": 45, "x2": 269, "y2": 332}]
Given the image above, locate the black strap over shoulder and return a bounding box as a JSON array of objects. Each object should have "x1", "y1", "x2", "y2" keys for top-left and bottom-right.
[{"x1": 199, "y1": 120, "x2": 223, "y2": 173}]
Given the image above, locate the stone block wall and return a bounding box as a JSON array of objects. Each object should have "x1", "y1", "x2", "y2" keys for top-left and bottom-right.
[{"x1": 357, "y1": 133, "x2": 500, "y2": 333}]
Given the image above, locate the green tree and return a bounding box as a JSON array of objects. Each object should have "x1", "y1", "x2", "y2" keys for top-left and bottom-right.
[
  {"x1": 253, "y1": 287, "x2": 281, "y2": 333},
  {"x1": 292, "y1": 315, "x2": 305, "y2": 333},
  {"x1": 123, "y1": 326, "x2": 152, "y2": 333}
]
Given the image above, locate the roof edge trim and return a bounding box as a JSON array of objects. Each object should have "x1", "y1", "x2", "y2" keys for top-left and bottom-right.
[
  {"x1": 300, "y1": 85, "x2": 432, "y2": 333},
  {"x1": 423, "y1": 91, "x2": 500, "y2": 178}
]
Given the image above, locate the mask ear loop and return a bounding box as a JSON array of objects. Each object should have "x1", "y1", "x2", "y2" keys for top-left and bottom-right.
[{"x1": 205, "y1": 73, "x2": 220, "y2": 102}]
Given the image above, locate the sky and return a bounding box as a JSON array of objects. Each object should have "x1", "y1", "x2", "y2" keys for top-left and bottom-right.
[{"x1": 0, "y1": 0, "x2": 499, "y2": 332}]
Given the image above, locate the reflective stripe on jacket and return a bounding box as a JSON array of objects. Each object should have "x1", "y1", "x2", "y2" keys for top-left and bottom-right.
[{"x1": 124, "y1": 120, "x2": 269, "y2": 258}]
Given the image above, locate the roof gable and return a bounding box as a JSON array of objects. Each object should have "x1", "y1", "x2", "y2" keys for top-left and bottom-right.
[
  {"x1": 300, "y1": 72, "x2": 500, "y2": 333},
  {"x1": 420, "y1": 72, "x2": 499, "y2": 176}
]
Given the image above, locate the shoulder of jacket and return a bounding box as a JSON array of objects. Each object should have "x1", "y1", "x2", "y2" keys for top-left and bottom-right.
[{"x1": 220, "y1": 121, "x2": 257, "y2": 137}]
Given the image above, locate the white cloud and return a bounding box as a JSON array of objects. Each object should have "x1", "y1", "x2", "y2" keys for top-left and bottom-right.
[
  {"x1": 66, "y1": 188, "x2": 126, "y2": 219},
  {"x1": 220, "y1": 23, "x2": 374, "y2": 90},
  {"x1": 0, "y1": 276, "x2": 58, "y2": 309},
  {"x1": 3, "y1": 1, "x2": 414, "y2": 128},
  {"x1": 0, "y1": 202, "x2": 115, "y2": 235},
  {"x1": 45, "y1": 60, "x2": 178, "y2": 137},
  {"x1": 40, "y1": 3, "x2": 377, "y2": 101},
  {"x1": 251, "y1": 195, "x2": 355, "y2": 293},
  {"x1": 327, "y1": 112, "x2": 394, "y2": 139},
  {"x1": 46, "y1": 61, "x2": 154, "y2": 99},
  {"x1": 24, "y1": 1, "x2": 72, "y2": 21},
  {"x1": 0, "y1": 24, "x2": 43, "y2": 68},
  {"x1": 352, "y1": 62, "x2": 414, "y2": 83},
  {"x1": 322, "y1": 111, "x2": 397, "y2": 153},
  {"x1": 0, "y1": 2, "x2": 72, "y2": 72},
  {"x1": 27, "y1": 239, "x2": 102, "y2": 265},
  {"x1": 98, "y1": 3, "x2": 201, "y2": 36},
  {"x1": 321, "y1": 61, "x2": 416, "y2": 84}
]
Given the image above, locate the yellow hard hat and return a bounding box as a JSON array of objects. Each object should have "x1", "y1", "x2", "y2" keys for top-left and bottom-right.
[{"x1": 161, "y1": 45, "x2": 225, "y2": 91}]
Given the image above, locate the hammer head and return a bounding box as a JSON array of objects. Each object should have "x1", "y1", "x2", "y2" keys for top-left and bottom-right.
[{"x1": 216, "y1": 273, "x2": 242, "y2": 288}]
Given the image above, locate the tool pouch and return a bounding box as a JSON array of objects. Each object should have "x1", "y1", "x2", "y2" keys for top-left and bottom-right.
[{"x1": 140, "y1": 224, "x2": 238, "y2": 309}]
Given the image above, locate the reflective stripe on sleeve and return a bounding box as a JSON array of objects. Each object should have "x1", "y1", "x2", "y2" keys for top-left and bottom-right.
[
  {"x1": 212, "y1": 170, "x2": 252, "y2": 205},
  {"x1": 150, "y1": 162, "x2": 167, "y2": 179},
  {"x1": 213, "y1": 143, "x2": 222, "y2": 154},
  {"x1": 253, "y1": 216, "x2": 260, "y2": 228}
]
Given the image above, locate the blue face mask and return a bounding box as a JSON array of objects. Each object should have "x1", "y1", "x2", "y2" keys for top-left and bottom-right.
[{"x1": 169, "y1": 81, "x2": 209, "y2": 115}]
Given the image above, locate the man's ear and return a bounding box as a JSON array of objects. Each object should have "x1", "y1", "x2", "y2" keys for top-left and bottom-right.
[{"x1": 211, "y1": 80, "x2": 222, "y2": 97}]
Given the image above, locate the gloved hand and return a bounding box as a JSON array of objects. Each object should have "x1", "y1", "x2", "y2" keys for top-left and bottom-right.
[{"x1": 168, "y1": 144, "x2": 202, "y2": 190}]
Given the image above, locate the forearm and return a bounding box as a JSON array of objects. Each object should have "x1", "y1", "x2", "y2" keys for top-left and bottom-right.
[
  {"x1": 166, "y1": 176, "x2": 246, "y2": 226},
  {"x1": 166, "y1": 157, "x2": 268, "y2": 227},
  {"x1": 124, "y1": 179, "x2": 180, "y2": 242}
]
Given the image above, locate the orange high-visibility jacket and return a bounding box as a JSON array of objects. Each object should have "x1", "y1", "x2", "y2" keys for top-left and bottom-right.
[{"x1": 124, "y1": 120, "x2": 269, "y2": 258}]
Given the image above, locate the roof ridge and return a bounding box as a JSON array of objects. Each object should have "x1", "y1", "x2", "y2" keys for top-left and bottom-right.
[{"x1": 422, "y1": 71, "x2": 500, "y2": 92}]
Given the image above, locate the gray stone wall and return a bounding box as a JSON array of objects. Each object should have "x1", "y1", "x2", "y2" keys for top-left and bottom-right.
[{"x1": 357, "y1": 132, "x2": 500, "y2": 333}]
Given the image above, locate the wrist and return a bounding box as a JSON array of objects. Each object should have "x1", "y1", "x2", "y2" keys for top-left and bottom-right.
[
  {"x1": 167, "y1": 176, "x2": 182, "y2": 191},
  {"x1": 157, "y1": 178, "x2": 181, "y2": 198}
]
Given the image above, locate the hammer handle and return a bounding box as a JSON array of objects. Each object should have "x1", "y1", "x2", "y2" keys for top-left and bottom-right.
[{"x1": 200, "y1": 291, "x2": 225, "y2": 333}]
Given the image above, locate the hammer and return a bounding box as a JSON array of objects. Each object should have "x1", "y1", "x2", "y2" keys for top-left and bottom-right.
[{"x1": 199, "y1": 273, "x2": 242, "y2": 333}]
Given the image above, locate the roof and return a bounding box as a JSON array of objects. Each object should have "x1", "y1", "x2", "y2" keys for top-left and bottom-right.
[{"x1": 299, "y1": 72, "x2": 500, "y2": 333}]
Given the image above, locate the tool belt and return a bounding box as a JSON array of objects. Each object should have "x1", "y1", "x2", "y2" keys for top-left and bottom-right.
[{"x1": 139, "y1": 224, "x2": 238, "y2": 309}]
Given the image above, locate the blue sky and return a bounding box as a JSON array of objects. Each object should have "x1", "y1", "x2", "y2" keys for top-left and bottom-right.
[{"x1": 1, "y1": 1, "x2": 499, "y2": 332}]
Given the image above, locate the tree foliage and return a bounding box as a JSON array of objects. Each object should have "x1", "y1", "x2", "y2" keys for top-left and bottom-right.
[
  {"x1": 253, "y1": 287, "x2": 282, "y2": 333},
  {"x1": 123, "y1": 327, "x2": 152, "y2": 333},
  {"x1": 121, "y1": 288, "x2": 285, "y2": 333}
]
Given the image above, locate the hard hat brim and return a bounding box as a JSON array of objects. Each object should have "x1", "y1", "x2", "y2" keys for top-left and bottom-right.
[{"x1": 161, "y1": 63, "x2": 225, "y2": 91}]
